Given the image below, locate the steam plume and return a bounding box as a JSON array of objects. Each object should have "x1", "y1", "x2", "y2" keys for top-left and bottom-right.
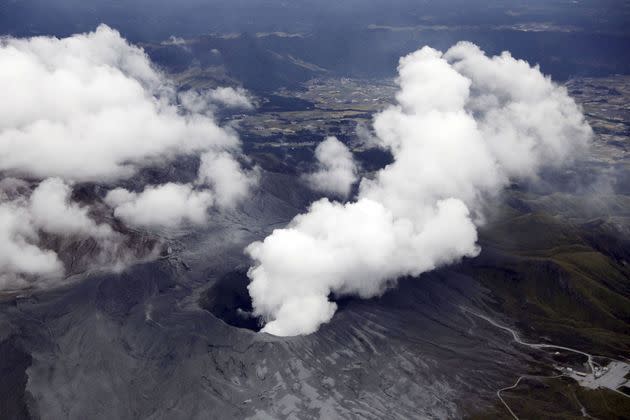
[{"x1": 245, "y1": 42, "x2": 592, "y2": 336}]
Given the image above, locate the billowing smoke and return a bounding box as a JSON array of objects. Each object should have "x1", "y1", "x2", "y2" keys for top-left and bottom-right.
[
  {"x1": 304, "y1": 136, "x2": 358, "y2": 198},
  {"x1": 0, "y1": 25, "x2": 255, "y2": 290},
  {"x1": 245, "y1": 42, "x2": 592, "y2": 336}
]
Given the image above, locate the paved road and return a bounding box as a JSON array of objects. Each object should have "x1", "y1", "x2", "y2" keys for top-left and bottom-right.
[
  {"x1": 460, "y1": 306, "x2": 630, "y2": 419},
  {"x1": 497, "y1": 375, "x2": 566, "y2": 420},
  {"x1": 461, "y1": 307, "x2": 595, "y2": 374}
]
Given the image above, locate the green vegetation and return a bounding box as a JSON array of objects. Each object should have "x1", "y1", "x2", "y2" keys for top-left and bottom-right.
[
  {"x1": 469, "y1": 376, "x2": 630, "y2": 419},
  {"x1": 466, "y1": 210, "x2": 630, "y2": 358}
]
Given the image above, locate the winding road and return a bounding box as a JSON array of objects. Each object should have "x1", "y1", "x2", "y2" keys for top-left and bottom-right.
[
  {"x1": 461, "y1": 307, "x2": 595, "y2": 374},
  {"x1": 460, "y1": 306, "x2": 629, "y2": 419},
  {"x1": 497, "y1": 374, "x2": 566, "y2": 420}
]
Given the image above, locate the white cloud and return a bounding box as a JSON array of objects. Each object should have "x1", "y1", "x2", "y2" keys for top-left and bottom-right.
[
  {"x1": 0, "y1": 26, "x2": 258, "y2": 290},
  {"x1": 208, "y1": 87, "x2": 255, "y2": 110},
  {"x1": 0, "y1": 201, "x2": 64, "y2": 291},
  {"x1": 197, "y1": 152, "x2": 259, "y2": 209},
  {"x1": 105, "y1": 183, "x2": 214, "y2": 229},
  {"x1": 246, "y1": 42, "x2": 592, "y2": 336},
  {"x1": 0, "y1": 177, "x2": 118, "y2": 290},
  {"x1": 0, "y1": 24, "x2": 240, "y2": 182},
  {"x1": 103, "y1": 149, "x2": 258, "y2": 229},
  {"x1": 103, "y1": 149, "x2": 259, "y2": 230},
  {"x1": 179, "y1": 87, "x2": 254, "y2": 115},
  {"x1": 304, "y1": 136, "x2": 358, "y2": 198},
  {"x1": 355, "y1": 121, "x2": 380, "y2": 149},
  {"x1": 29, "y1": 178, "x2": 113, "y2": 238},
  {"x1": 161, "y1": 36, "x2": 189, "y2": 47}
]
